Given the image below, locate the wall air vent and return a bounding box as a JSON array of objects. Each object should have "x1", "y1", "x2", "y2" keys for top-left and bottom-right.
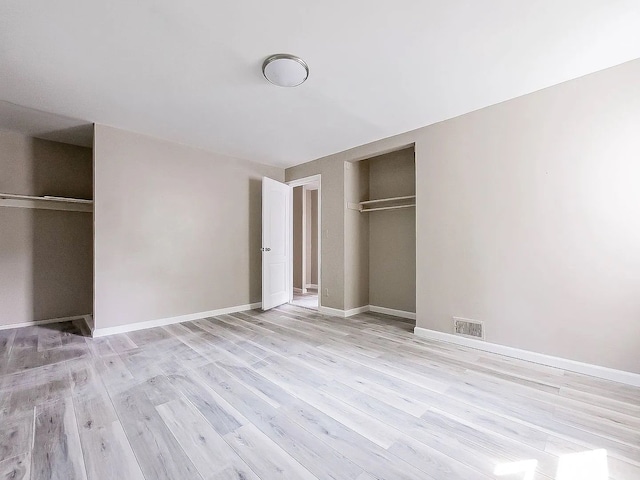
[{"x1": 453, "y1": 317, "x2": 484, "y2": 339}]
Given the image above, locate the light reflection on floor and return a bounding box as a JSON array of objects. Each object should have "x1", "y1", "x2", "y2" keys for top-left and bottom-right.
[
  {"x1": 556, "y1": 449, "x2": 608, "y2": 480},
  {"x1": 494, "y1": 459, "x2": 537, "y2": 480},
  {"x1": 495, "y1": 449, "x2": 608, "y2": 480}
]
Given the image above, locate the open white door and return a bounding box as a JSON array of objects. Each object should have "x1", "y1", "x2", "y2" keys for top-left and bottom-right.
[{"x1": 262, "y1": 177, "x2": 291, "y2": 311}]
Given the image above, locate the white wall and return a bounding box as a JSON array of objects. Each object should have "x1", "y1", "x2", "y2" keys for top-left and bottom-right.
[{"x1": 93, "y1": 125, "x2": 283, "y2": 330}]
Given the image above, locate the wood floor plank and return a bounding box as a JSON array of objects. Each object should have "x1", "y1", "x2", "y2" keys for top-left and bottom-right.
[
  {"x1": 558, "y1": 386, "x2": 640, "y2": 418},
  {"x1": 77, "y1": 420, "x2": 145, "y2": 480},
  {"x1": 196, "y1": 363, "x2": 363, "y2": 480},
  {"x1": 387, "y1": 436, "x2": 493, "y2": 480},
  {"x1": 73, "y1": 390, "x2": 117, "y2": 431},
  {"x1": 85, "y1": 337, "x2": 115, "y2": 358},
  {"x1": 37, "y1": 329, "x2": 62, "y2": 352},
  {"x1": 216, "y1": 361, "x2": 294, "y2": 408},
  {"x1": 120, "y1": 350, "x2": 166, "y2": 381},
  {"x1": 281, "y1": 399, "x2": 428, "y2": 480},
  {"x1": 211, "y1": 465, "x2": 260, "y2": 480},
  {"x1": 5, "y1": 363, "x2": 71, "y2": 417},
  {"x1": 125, "y1": 327, "x2": 173, "y2": 348},
  {"x1": 6, "y1": 346, "x2": 89, "y2": 376},
  {"x1": 166, "y1": 372, "x2": 246, "y2": 435},
  {"x1": 446, "y1": 377, "x2": 640, "y2": 464},
  {"x1": 93, "y1": 354, "x2": 134, "y2": 393},
  {"x1": 295, "y1": 384, "x2": 402, "y2": 450},
  {"x1": 111, "y1": 388, "x2": 203, "y2": 480},
  {"x1": 156, "y1": 398, "x2": 257, "y2": 480},
  {"x1": 105, "y1": 334, "x2": 137, "y2": 354},
  {"x1": 0, "y1": 329, "x2": 17, "y2": 360},
  {"x1": 0, "y1": 412, "x2": 33, "y2": 463},
  {"x1": 32, "y1": 396, "x2": 87, "y2": 480},
  {"x1": 322, "y1": 379, "x2": 559, "y2": 479},
  {"x1": 223, "y1": 424, "x2": 318, "y2": 480},
  {"x1": 0, "y1": 453, "x2": 30, "y2": 480}
]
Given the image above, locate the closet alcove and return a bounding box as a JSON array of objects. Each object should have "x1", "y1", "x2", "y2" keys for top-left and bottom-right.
[
  {"x1": 344, "y1": 145, "x2": 416, "y2": 318},
  {"x1": 0, "y1": 123, "x2": 94, "y2": 330}
]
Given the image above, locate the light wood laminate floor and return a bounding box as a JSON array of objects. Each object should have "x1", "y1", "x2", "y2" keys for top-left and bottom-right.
[{"x1": 0, "y1": 305, "x2": 638, "y2": 480}]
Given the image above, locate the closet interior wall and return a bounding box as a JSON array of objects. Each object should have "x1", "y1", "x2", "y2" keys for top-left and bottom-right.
[
  {"x1": 0, "y1": 130, "x2": 93, "y2": 328},
  {"x1": 307, "y1": 189, "x2": 319, "y2": 287},
  {"x1": 293, "y1": 185, "x2": 319, "y2": 292},
  {"x1": 368, "y1": 148, "x2": 416, "y2": 313},
  {"x1": 293, "y1": 186, "x2": 303, "y2": 290},
  {"x1": 344, "y1": 160, "x2": 370, "y2": 310},
  {"x1": 344, "y1": 146, "x2": 416, "y2": 314}
]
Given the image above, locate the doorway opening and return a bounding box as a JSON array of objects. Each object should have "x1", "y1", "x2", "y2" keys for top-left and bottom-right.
[{"x1": 289, "y1": 176, "x2": 321, "y2": 311}]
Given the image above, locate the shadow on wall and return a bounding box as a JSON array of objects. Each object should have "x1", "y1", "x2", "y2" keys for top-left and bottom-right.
[
  {"x1": 26, "y1": 138, "x2": 93, "y2": 321},
  {"x1": 248, "y1": 177, "x2": 262, "y2": 303}
]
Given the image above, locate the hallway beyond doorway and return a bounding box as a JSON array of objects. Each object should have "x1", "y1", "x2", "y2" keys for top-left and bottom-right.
[{"x1": 291, "y1": 289, "x2": 318, "y2": 310}]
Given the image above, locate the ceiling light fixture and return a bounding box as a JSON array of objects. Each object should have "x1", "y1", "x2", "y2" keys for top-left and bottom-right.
[{"x1": 262, "y1": 54, "x2": 309, "y2": 87}]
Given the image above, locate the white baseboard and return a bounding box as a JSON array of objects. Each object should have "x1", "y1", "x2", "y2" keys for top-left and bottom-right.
[
  {"x1": 345, "y1": 305, "x2": 370, "y2": 317},
  {"x1": 318, "y1": 306, "x2": 346, "y2": 317},
  {"x1": 92, "y1": 303, "x2": 262, "y2": 337},
  {"x1": 369, "y1": 305, "x2": 416, "y2": 320},
  {"x1": 305, "y1": 284, "x2": 318, "y2": 289},
  {"x1": 0, "y1": 314, "x2": 92, "y2": 331},
  {"x1": 319, "y1": 305, "x2": 369, "y2": 318},
  {"x1": 293, "y1": 287, "x2": 304, "y2": 294},
  {"x1": 83, "y1": 314, "x2": 95, "y2": 333},
  {"x1": 317, "y1": 304, "x2": 415, "y2": 320},
  {"x1": 414, "y1": 326, "x2": 640, "y2": 387}
]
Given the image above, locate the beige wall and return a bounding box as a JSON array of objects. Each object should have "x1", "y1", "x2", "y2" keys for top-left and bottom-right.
[
  {"x1": 286, "y1": 58, "x2": 640, "y2": 373},
  {"x1": 93, "y1": 125, "x2": 283, "y2": 329},
  {"x1": 417, "y1": 60, "x2": 640, "y2": 373},
  {"x1": 0, "y1": 130, "x2": 93, "y2": 327},
  {"x1": 368, "y1": 149, "x2": 416, "y2": 312},
  {"x1": 293, "y1": 186, "x2": 303, "y2": 290},
  {"x1": 344, "y1": 161, "x2": 370, "y2": 310}
]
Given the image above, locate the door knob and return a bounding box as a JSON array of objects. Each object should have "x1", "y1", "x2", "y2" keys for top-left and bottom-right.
[{"x1": 261, "y1": 247, "x2": 271, "y2": 252}]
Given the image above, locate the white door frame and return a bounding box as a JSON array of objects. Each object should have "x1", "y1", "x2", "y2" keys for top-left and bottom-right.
[{"x1": 287, "y1": 174, "x2": 321, "y2": 308}]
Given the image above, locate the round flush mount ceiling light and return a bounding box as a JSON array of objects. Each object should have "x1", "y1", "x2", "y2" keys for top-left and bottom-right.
[{"x1": 262, "y1": 54, "x2": 309, "y2": 87}]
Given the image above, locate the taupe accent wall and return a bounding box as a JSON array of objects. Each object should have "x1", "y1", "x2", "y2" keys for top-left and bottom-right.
[
  {"x1": 0, "y1": 130, "x2": 93, "y2": 327},
  {"x1": 287, "y1": 58, "x2": 640, "y2": 373},
  {"x1": 93, "y1": 125, "x2": 283, "y2": 330},
  {"x1": 368, "y1": 149, "x2": 416, "y2": 313}
]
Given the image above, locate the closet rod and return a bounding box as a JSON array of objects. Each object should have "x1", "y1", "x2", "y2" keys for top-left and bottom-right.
[
  {"x1": 361, "y1": 204, "x2": 415, "y2": 213},
  {"x1": 0, "y1": 193, "x2": 93, "y2": 204},
  {"x1": 359, "y1": 195, "x2": 416, "y2": 205}
]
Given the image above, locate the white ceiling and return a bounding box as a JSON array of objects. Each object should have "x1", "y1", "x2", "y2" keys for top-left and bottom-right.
[
  {"x1": 0, "y1": 101, "x2": 93, "y2": 147},
  {"x1": 1, "y1": 1, "x2": 640, "y2": 168}
]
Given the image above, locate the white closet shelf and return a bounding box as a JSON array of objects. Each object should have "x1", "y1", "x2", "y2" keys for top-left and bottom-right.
[
  {"x1": 0, "y1": 193, "x2": 93, "y2": 212},
  {"x1": 356, "y1": 194, "x2": 415, "y2": 213},
  {"x1": 358, "y1": 195, "x2": 415, "y2": 206},
  {"x1": 360, "y1": 204, "x2": 415, "y2": 213},
  {"x1": 0, "y1": 193, "x2": 93, "y2": 203}
]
